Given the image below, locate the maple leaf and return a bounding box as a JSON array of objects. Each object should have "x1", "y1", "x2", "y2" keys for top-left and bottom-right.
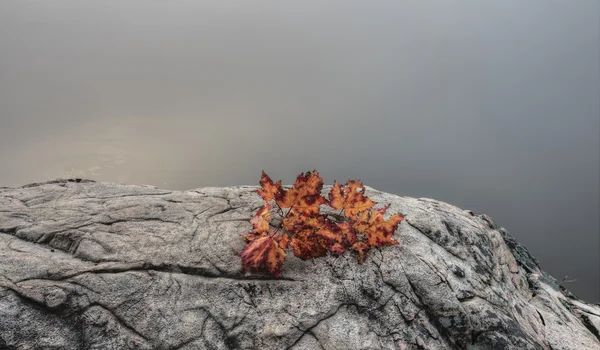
[
  {"x1": 285, "y1": 214, "x2": 342, "y2": 245},
  {"x1": 353, "y1": 204, "x2": 404, "y2": 247},
  {"x1": 309, "y1": 216, "x2": 343, "y2": 245},
  {"x1": 336, "y1": 221, "x2": 357, "y2": 246},
  {"x1": 256, "y1": 171, "x2": 283, "y2": 202},
  {"x1": 287, "y1": 216, "x2": 335, "y2": 260},
  {"x1": 328, "y1": 180, "x2": 376, "y2": 218},
  {"x1": 366, "y1": 215, "x2": 403, "y2": 247},
  {"x1": 351, "y1": 241, "x2": 370, "y2": 263},
  {"x1": 240, "y1": 170, "x2": 405, "y2": 276},
  {"x1": 328, "y1": 243, "x2": 345, "y2": 256},
  {"x1": 249, "y1": 203, "x2": 272, "y2": 234},
  {"x1": 352, "y1": 210, "x2": 371, "y2": 233},
  {"x1": 282, "y1": 210, "x2": 304, "y2": 233},
  {"x1": 292, "y1": 193, "x2": 328, "y2": 217},
  {"x1": 275, "y1": 171, "x2": 327, "y2": 216},
  {"x1": 238, "y1": 233, "x2": 287, "y2": 277},
  {"x1": 241, "y1": 231, "x2": 263, "y2": 242},
  {"x1": 289, "y1": 228, "x2": 329, "y2": 260},
  {"x1": 275, "y1": 233, "x2": 290, "y2": 250}
]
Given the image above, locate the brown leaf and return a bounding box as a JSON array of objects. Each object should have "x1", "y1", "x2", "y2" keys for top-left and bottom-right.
[
  {"x1": 241, "y1": 231, "x2": 263, "y2": 242},
  {"x1": 328, "y1": 180, "x2": 376, "y2": 218},
  {"x1": 239, "y1": 233, "x2": 287, "y2": 277},
  {"x1": 282, "y1": 210, "x2": 304, "y2": 233},
  {"x1": 250, "y1": 203, "x2": 272, "y2": 234},
  {"x1": 275, "y1": 171, "x2": 327, "y2": 214},
  {"x1": 364, "y1": 205, "x2": 404, "y2": 247},
  {"x1": 243, "y1": 170, "x2": 405, "y2": 276},
  {"x1": 329, "y1": 243, "x2": 345, "y2": 256},
  {"x1": 351, "y1": 241, "x2": 370, "y2": 263},
  {"x1": 275, "y1": 233, "x2": 291, "y2": 250},
  {"x1": 310, "y1": 216, "x2": 343, "y2": 245},
  {"x1": 289, "y1": 228, "x2": 329, "y2": 260},
  {"x1": 337, "y1": 221, "x2": 357, "y2": 246},
  {"x1": 256, "y1": 171, "x2": 283, "y2": 202}
]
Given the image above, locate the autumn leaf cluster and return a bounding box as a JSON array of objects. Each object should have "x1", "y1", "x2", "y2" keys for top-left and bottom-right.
[{"x1": 238, "y1": 170, "x2": 405, "y2": 277}]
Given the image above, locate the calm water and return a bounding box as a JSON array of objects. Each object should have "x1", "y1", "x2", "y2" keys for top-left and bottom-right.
[{"x1": 1, "y1": 1, "x2": 598, "y2": 301}]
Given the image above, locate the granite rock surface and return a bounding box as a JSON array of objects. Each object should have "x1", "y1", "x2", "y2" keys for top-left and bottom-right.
[{"x1": 0, "y1": 179, "x2": 599, "y2": 349}]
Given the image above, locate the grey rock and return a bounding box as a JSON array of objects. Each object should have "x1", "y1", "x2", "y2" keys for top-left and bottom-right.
[{"x1": 0, "y1": 179, "x2": 598, "y2": 349}]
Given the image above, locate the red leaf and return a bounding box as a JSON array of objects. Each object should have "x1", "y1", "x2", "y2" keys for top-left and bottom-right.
[
  {"x1": 289, "y1": 228, "x2": 329, "y2": 260},
  {"x1": 351, "y1": 241, "x2": 370, "y2": 263},
  {"x1": 256, "y1": 171, "x2": 283, "y2": 202},
  {"x1": 250, "y1": 203, "x2": 272, "y2": 234},
  {"x1": 241, "y1": 170, "x2": 405, "y2": 276},
  {"x1": 239, "y1": 233, "x2": 287, "y2": 277},
  {"x1": 275, "y1": 170, "x2": 327, "y2": 214},
  {"x1": 328, "y1": 180, "x2": 376, "y2": 218}
]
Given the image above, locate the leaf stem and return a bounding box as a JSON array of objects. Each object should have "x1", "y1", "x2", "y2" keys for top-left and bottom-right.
[{"x1": 270, "y1": 203, "x2": 295, "y2": 239}]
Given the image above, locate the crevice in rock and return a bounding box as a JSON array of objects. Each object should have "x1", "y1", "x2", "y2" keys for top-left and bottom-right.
[
  {"x1": 211, "y1": 218, "x2": 252, "y2": 223},
  {"x1": 80, "y1": 303, "x2": 149, "y2": 342},
  {"x1": 206, "y1": 206, "x2": 244, "y2": 221},
  {"x1": 0, "y1": 227, "x2": 17, "y2": 235},
  {"x1": 18, "y1": 262, "x2": 300, "y2": 284},
  {"x1": 536, "y1": 310, "x2": 546, "y2": 326},
  {"x1": 284, "y1": 303, "x2": 350, "y2": 350},
  {"x1": 397, "y1": 261, "x2": 462, "y2": 346},
  {"x1": 99, "y1": 217, "x2": 184, "y2": 227},
  {"x1": 96, "y1": 192, "x2": 172, "y2": 199},
  {"x1": 581, "y1": 314, "x2": 600, "y2": 342},
  {"x1": 404, "y1": 219, "x2": 465, "y2": 262}
]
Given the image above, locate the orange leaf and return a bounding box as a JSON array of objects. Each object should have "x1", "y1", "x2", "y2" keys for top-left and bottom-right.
[
  {"x1": 256, "y1": 171, "x2": 283, "y2": 202},
  {"x1": 337, "y1": 221, "x2": 357, "y2": 246},
  {"x1": 311, "y1": 216, "x2": 343, "y2": 245},
  {"x1": 243, "y1": 170, "x2": 405, "y2": 276},
  {"x1": 351, "y1": 241, "x2": 370, "y2": 263},
  {"x1": 282, "y1": 210, "x2": 305, "y2": 233},
  {"x1": 329, "y1": 243, "x2": 345, "y2": 256},
  {"x1": 364, "y1": 206, "x2": 404, "y2": 247},
  {"x1": 352, "y1": 204, "x2": 389, "y2": 233},
  {"x1": 292, "y1": 193, "x2": 327, "y2": 217},
  {"x1": 294, "y1": 170, "x2": 326, "y2": 196},
  {"x1": 275, "y1": 171, "x2": 327, "y2": 214},
  {"x1": 241, "y1": 231, "x2": 264, "y2": 242},
  {"x1": 275, "y1": 233, "x2": 290, "y2": 250},
  {"x1": 289, "y1": 228, "x2": 329, "y2": 260},
  {"x1": 352, "y1": 210, "x2": 371, "y2": 233},
  {"x1": 328, "y1": 180, "x2": 376, "y2": 218},
  {"x1": 239, "y1": 233, "x2": 287, "y2": 277},
  {"x1": 249, "y1": 203, "x2": 272, "y2": 234}
]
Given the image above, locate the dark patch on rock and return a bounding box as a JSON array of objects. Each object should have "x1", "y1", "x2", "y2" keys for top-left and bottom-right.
[{"x1": 453, "y1": 266, "x2": 465, "y2": 278}]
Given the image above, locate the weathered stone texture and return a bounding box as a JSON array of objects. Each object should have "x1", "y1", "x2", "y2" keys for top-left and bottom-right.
[{"x1": 0, "y1": 179, "x2": 598, "y2": 349}]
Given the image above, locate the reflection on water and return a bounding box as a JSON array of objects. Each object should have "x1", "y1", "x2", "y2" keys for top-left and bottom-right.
[
  {"x1": 19, "y1": 119, "x2": 138, "y2": 186},
  {"x1": 8, "y1": 115, "x2": 267, "y2": 189},
  {"x1": 42, "y1": 119, "x2": 151, "y2": 185},
  {"x1": 48, "y1": 153, "x2": 131, "y2": 184}
]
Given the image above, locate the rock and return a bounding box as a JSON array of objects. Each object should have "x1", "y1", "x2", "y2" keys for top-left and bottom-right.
[{"x1": 0, "y1": 179, "x2": 598, "y2": 349}]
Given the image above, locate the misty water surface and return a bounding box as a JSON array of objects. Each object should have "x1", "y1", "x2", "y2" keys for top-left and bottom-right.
[{"x1": 1, "y1": 1, "x2": 598, "y2": 301}]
